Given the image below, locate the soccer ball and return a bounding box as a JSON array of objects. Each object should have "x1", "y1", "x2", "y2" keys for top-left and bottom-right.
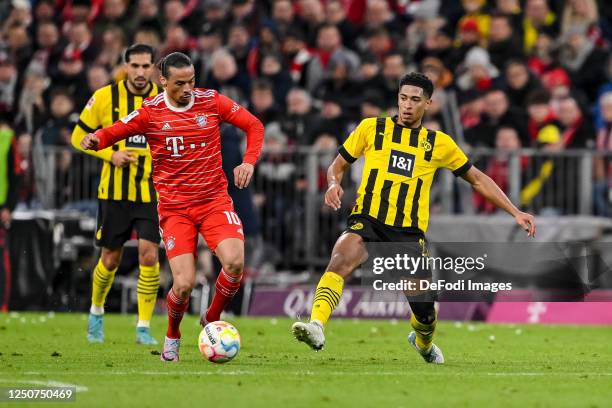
[{"x1": 198, "y1": 321, "x2": 241, "y2": 363}]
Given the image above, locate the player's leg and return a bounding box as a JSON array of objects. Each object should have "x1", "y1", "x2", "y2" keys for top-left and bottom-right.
[
  {"x1": 159, "y1": 212, "x2": 198, "y2": 362},
  {"x1": 292, "y1": 232, "x2": 368, "y2": 350},
  {"x1": 133, "y1": 202, "x2": 162, "y2": 345},
  {"x1": 135, "y1": 239, "x2": 159, "y2": 344},
  {"x1": 407, "y1": 301, "x2": 444, "y2": 364},
  {"x1": 88, "y1": 247, "x2": 122, "y2": 343},
  {"x1": 161, "y1": 253, "x2": 196, "y2": 362},
  {"x1": 88, "y1": 200, "x2": 131, "y2": 343},
  {"x1": 204, "y1": 238, "x2": 245, "y2": 324},
  {"x1": 196, "y1": 205, "x2": 246, "y2": 325}
]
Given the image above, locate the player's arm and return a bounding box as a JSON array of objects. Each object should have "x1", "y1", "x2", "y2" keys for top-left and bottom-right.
[
  {"x1": 217, "y1": 93, "x2": 264, "y2": 189},
  {"x1": 80, "y1": 108, "x2": 150, "y2": 152},
  {"x1": 461, "y1": 166, "x2": 536, "y2": 237},
  {"x1": 325, "y1": 154, "x2": 351, "y2": 211},
  {"x1": 71, "y1": 92, "x2": 116, "y2": 162},
  {"x1": 325, "y1": 119, "x2": 369, "y2": 210}
]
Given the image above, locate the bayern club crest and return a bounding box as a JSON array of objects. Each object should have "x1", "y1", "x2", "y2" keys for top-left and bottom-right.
[{"x1": 195, "y1": 114, "x2": 207, "y2": 128}]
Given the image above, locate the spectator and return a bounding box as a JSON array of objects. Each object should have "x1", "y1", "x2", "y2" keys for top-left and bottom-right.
[
  {"x1": 364, "y1": 27, "x2": 395, "y2": 63},
  {"x1": 65, "y1": 21, "x2": 98, "y2": 64},
  {"x1": 227, "y1": 23, "x2": 252, "y2": 79},
  {"x1": 5, "y1": 22, "x2": 33, "y2": 74},
  {"x1": 559, "y1": 25, "x2": 608, "y2": 102},
  {"x1": 299, "y1": 0, "x2": 326, "y2": 46},
  {"x1": 364, "y1": 0, "x2": 405, "y2": 39},
  {"x1": 31, "y1": 21, "x2": 62, "y2": 73},
  {"x1": 94, "y1": 0, "x2": 132, "y2": 39},
  {"x1": 523, "y1": 0, "x2": 559, "y2": 53},
  {"x1": 260, "y1": 52, "x2": 293, "y2": 106},
  {"x1": 0, "y1": 51, "x2": 18, "y2": 120},
  {"x1": 456, "y1": 47, "x2": 500, "y2": 93},
  {"x1": 561, "y1": 0, "x2": 600, "y2": 39},
  {"x1": 306, "y1": 23, "x2": 360, "y2": 92},
  {"x1": 282, "y1": 27, "x2": 314, "y2": 88},
  {"x1": 504, "y1": 59, "x2": 544, "y2": 109},
  {"x1": 204, "y1": 48, "x2": 249, "y2": 104},
  {"x1": 380, "y1": 52, "x2": 407, "y2": 109},
  {"x1": 15, "y1": 63, "x2": 49, "y2": 134},
  {"x1": 96, "y1": 25, "x2": 126, "y2": 68},
  {"x1": 324, "y1": 0, "x2": 359, "y2": 50},
  {"x1": 39, "y1": 88, "x2": 78, "y2": 146},
  {"x1": 193, "y1": 23, "x2": 223, "y2": 86},
  {"x1": 556, "y1": 96, "x2": 595, "y2": 148},
  {"x1": 86, "y1": 65, "x2": 111, "y2": 95},
  {"x1": 474, "y1": 126, "x2": 527, "y2": 213},
  {"x1": 465, "y1": 88, "x2": 529, "y2": 147},
  {"x1": 280, "y1": 87, "x2": 319, "y2": 146},
  {"x1": 132, "y1": 0, "x2": 164, "y2": 37},
  {"x1": 250, "y1": 78, "x2": 281, "y2": 125},
  {"x1": 488, "y1": 13, "x2": 523, "y2": 71},
  {"x1": 133, "y1": 25, "x2": 162, "y2": 49},
  {"x1": 50, "y1": 49, "x2": 89, "y2": 108},
  {"x1": 270, "y1": 0, "x2": 307, "y2": 40},
  {"x1": 526, "y1": 88, "x2": 560, "y2": 146}
]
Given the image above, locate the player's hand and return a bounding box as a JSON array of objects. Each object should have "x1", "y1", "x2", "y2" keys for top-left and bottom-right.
[
  {"x1": 325, "y1": 183, "x2": 343, "y2": 211},
  {"x1": 111, "y1": 151, "x2": 136, "y2": 167},
  {"x1": 234, "y1": 162, "x2": 254, "y2": 189},
  {"x1": 515, "y1": 211, "x2": 536, "y2": 238},
  {"x1": 80, "y1": 133, "x2": 100, "y2": 150}
]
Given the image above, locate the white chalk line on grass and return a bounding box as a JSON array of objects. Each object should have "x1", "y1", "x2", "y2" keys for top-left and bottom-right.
[
  {"x1": 17, "y1": 371, "x2": 612, "y2": 378},
  {"x1": 0, "y1": 378, "x2": 88, "y2": 392}
]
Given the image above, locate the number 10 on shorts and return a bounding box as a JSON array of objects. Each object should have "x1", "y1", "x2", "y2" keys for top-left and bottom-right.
[{"x1": 223, "y1": 211, "x2": 242, "y2": 225}]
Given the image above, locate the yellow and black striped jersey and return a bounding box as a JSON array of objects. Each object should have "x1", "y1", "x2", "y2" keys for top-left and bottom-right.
[
  {"x1": 339, "y1": 116, "x2": 472, "y2": 233},
  {"x1": 71, "y1": 80, "x2": 160, "y2": 202}
]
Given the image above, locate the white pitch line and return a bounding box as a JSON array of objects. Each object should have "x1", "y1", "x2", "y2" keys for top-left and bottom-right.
[
  {"x1": 16, "y1": 371, "x2": 612, "y2": 377},
  {"x1": 0, "y1": 378, "x2": 88, "y2": 392}
]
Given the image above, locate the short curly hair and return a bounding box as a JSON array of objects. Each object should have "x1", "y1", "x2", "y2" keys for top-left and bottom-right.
[{"x1": 398, "y1": 72, "x2": 434, "y2": 99}]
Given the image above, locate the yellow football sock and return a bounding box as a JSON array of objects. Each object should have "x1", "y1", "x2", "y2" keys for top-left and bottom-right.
[
  {"x1": 137, "y1": 263, "x2": 160, "y2": 325},
  {"x1": 91, "y1": 259, "x2": 118, "y2": 310},
  {"x1": 310, "y1": 271, "x2": 344, "y2": 325},
  {"x1": 411, "y1": 312, "x2": 437, "y2": 352}
]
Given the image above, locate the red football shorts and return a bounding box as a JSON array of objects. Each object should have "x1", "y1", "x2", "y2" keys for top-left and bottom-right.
[{"x1": 158, "y1": 196, "x2": 244, "y2": 259}]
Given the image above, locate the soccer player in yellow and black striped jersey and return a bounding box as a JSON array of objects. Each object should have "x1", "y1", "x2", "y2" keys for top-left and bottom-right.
[
  {"x1": 71, "y1": 44, "x2": 161, "y2": 345},
  {"x1": 292, "y1": 72, "x2": 537, "y2": 363}
]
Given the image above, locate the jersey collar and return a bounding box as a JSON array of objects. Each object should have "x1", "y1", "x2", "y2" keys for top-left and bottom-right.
[
  {"x1": 392, "y1": 115, "x2": 422, "y2": 130},
  {"x1": 122, "y1": 79, "x2": 154, "y2": 97},
  {"x1": 163, "y1": 91, "x2": 195, "y2": 112}
]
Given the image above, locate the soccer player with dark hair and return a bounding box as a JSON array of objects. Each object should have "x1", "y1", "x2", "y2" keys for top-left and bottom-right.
[
  {"x1": 292, "y1": 72, "x2": 536, "y2": 364},
  {"x1": 72, "y1": 43, "x2": 162, "y2": 345},
  {"x1": 80, "y1": 52, "x2": 264, "y2": 362}
]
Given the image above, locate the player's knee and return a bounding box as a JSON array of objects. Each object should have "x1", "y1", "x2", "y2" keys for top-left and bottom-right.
[
  {"x1": 100, "y1": 251, "x2": 121, "y2": 270},
  {"x1": 327, "y1": 253, "x2": 356, "y2": 278},
  {"x1": 138, "y1": 249, "x2": 158, "y2": 266},
  {"x1": 222, "y1": 258, "x2": 244, "y2": 275},
  {"x1": 173, "y1": 281, "x2": 195, "y2": 298}
]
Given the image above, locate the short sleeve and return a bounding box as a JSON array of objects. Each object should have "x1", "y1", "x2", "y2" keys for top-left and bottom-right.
[
  {"x1": 437, "y1": 132, "x2": 472, "y2": 177},
  {"x1": 338, "y1": 118, "x2": 372, "y2": 163},
  {"x1": 77, "y1": 90, "x2": 102, "y2": 132}
]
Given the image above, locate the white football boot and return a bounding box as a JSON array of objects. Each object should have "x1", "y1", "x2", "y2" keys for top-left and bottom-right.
[
  {"x1": 407, "y1": 331, "x2": 444, "y2": 364},
  {"x1": 291, "y1": 320, "x2": 325, "y2": 351}
]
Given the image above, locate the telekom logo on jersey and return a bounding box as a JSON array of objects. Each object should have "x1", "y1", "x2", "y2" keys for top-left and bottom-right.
[{"x1": 165, "y1": 136, "x2": 206, "y2": 157}]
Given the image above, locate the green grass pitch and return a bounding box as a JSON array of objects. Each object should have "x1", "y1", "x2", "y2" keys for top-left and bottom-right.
[{"x1": 0, "y1": 313, "x2": 611, "y2": 408}]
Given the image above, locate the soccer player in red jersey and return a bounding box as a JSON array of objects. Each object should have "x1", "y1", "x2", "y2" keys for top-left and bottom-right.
[{"x1": 80, "y1": 53, "x2": 264, "y2": 361}]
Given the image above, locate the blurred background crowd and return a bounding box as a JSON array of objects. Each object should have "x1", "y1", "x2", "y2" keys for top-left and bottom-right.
[{"x1": 1, "y1": 0, "x2": 612, "y2": 257}]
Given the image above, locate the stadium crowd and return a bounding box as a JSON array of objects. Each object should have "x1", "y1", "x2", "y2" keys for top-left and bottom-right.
[{"x1": 1, "y1": 0, "x2": 612, "y2": 220}]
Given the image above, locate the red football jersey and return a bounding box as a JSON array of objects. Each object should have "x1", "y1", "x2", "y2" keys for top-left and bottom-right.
[{"x1": 94, "y1": 89, "x2": 264, "y2": 209}]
